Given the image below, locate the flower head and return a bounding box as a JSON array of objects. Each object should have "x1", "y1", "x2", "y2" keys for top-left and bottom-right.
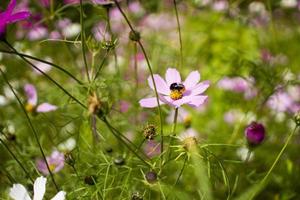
[
  {"x1": 36, "y1": 151, "x2": 65, "y2": 175},
  {"x1": 9, "y1": 176, "x2": 66, "y2": 200},
  {"x1": 24, "y1": 84, "x2": 57, "y2": 113},
  {"x1": 245, "y1": 122, "x2": 266, "y2": 146},
  {"x1": 139, "y1": 68, "x2": 209, "y2": 108},
  {"x1": 178, "y1": 128, "x2": 198, "y2": 150},
  {"x1": 0, "y1": 0, "x2": 30, "y2": 38}
]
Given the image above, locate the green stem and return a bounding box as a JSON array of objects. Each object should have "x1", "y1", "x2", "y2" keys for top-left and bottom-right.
[
  {"x1": 0, "y1": 49, "x2": 83, "y2": 85},
  {"x1": 2, "y1": 40, "x2": 87, "y2": 109},
  {"x1": 80, "y1": 0, "x2": 91, "y2": 83},
  {"x1": 251, "y1": 125, "x2": 299, "y2": 199},
  {"x1": 102, "y1": 117, "x2": 152, "y2": 168},
  {"x1": 245, "y1": 149, "x2": 252, "y2": 163},
  {"x1": 93, "y1": 49, "x2": 110, "y2": 80},
  {"x1": 112, "y1": 0, "x2": 164, "y2": 171},
  {"x1": 0, "y1": 69, "x2": 59, "y2": 191},
  {"x1": 174, "y1": 154, "x2": 188, "y2": 186},
  {"x1": 173, "y1": 0, "x2": 183, "y2": 68},
  {"x1": 261, "y1": 125, "x2": 298, "y2": 183},
  {"x1": 167, "y1": 108, "x2": 179, "y2": 160},
  {"x1": 0, "y1": 136, "x2": 34, "y2": 183}
]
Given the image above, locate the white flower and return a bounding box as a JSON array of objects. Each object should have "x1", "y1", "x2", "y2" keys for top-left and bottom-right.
[
  {"x1": 58, "y1": 137, "x2": 76, "y2": 152},
  {"x1": 9, "y1": 176, "x2": 66, "y2": 200},
  {"x1": 236, "y1": 147, "x2": 254, "y2": 162},
  {"x1": 280, "y1": 0, "x2": 297, "y2": 8}
]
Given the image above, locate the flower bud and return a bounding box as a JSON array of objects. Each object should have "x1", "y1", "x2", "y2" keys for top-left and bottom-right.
[
  {"x1": 143, "y1": 124, "x2": 157, "y2": 140},
  {"x1": 84, "y1": 175, "x2": 97, "y2": 185},
  {"x1": 65, "y1": 153, "x2": 75, "y2": 166},
  {"x1": 129, "y1": 30, "x2": 141, "y2": 42},
  {"x1": 145, "y1": 171, "x2": 157, "y2": 184},
  {"x1": 245, "y1": 122, "x2": 266, "y2": 146},
  {"x1": 7, "y1": 133, "x2": 16, "y2": 142}
]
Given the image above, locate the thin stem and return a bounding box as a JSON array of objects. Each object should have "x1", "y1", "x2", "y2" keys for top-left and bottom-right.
[
  {"x1": 260, "y1": 125, "x2": 298, "y2": 184},
  {"x1": 106, "y1": 5, "x2": 119, "y2": 76},
  {"x1": 174, "y1": 154, "x2": 188, "y2": 186},
  {"x1": 0, "y1": 69, "x2": 59, "y2": 191},
  {"x1": 133, "y1": 42, "x2": 138, "y2": 89},
  {"x1": 93, "y1": 49, "x2": 110, "y2": 80},
  {"x1": 251, "y1": 125, "x2": 299, "y2": 199},
  {"x1": 102, "y1": 117, "x2": 152, "y2": 168},
  {"x1": 80, "y1": 0, "x2": 91, "y2": 83},
  {"x1": 173, "y1": 0, "x2": 183, "y2": 68},
  {"x1": 3, "y1": 40, "x2": 87, "y2": 109},
  {"x1": 112, "y1": 0, "x2": 164, "y2": 171},
  {"x1": 0, "y1": 49, "x2": 83, "y2": 85},
  {"x1": 0, "y1": 136, "x2": 34, "y2": 183},
  {"x1": 245, "y1": 149, "x2": 252, "y2": 163},
  {"x1": 167, "y1": 108, "x2": 179, "y2": 160}
]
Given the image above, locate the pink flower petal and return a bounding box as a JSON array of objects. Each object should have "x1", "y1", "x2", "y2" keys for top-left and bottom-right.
[
  {"x1": 147, "y1": 75, "x2": 170, "y2": 95},
  {"x1": 160, "y1": 96, "x2": 192, "y2": 108},
  {"x1": 36, "y1": 103, "x2": 57, "y2": 113},
  {"x1": 165, "y1": 68, "x2": 181, "y2": 86},
  {"x1": 187, "y1": 95, "x2": 208, "y2": 107},
  {"x1": 189, "y1": 81, "x2": 210, "y2": 96},
  {"x1": 7, "y1": 11, "x2": 30, "y2": 23},
  {"x1": 6, "y1": 0, "x2": 16, "y2": 16},
  {"x1": 139, "y1": 97, "x2": 165, "y2": 108},
  {"x1": 184, "y1": 70, "x2": 200, "y2": 89},
  {"x1": 24, "y1": 84, "x2": 37, "y2": 106}
]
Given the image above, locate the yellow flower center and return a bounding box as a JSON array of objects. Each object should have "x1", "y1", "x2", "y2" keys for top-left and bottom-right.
[
  {"x1": 170, "y1": 90, "x2": 184, "y2": 100},
  {"x1": 169, "y1": 83, "x2": 185, "y2": 100},
  {"x1": 49, "y1": 164, "x2": 56, "y2": 172},
  {"x1": 25, "y1": 103, "x2": 35, "y2": 113}
]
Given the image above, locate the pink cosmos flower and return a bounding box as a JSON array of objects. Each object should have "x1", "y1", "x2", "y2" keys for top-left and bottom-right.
[
  {"x1": 24, "y1": 84, "x2": 57, "y2": 113},
  {"x1": 0, "y1": 0, "x2": 30, "y2": 38},
  {"x1": 139, "y1": 68, "x2": 209, "y2": 108},
  {"x1": 36, "y1": 151, "x2": 65, "y2": 176}
]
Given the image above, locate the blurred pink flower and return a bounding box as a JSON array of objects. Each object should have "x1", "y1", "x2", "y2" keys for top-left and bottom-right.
[
  {"x1": 119, "y1": 100, "x2": 130, "y2": 113},
  {"x1": 139, "y1": 68, "x2": 209, "y2": 108},
  {"x1": 218, "y1": 76, "x2": 257, "y2": 99},
  {"x1": 92, "y1": 22, "x2": 111, "y2": 41},
  {"x1": 267, "y1": 90, "x2": 300, "y2": 113},
  {"x1": 92, "y1": 0, "x2": 115, "y2": 5},
  {"x1": 32, "y1": 57, "x2": 52, "y2": 74},
  {"x1": 36, "y1": 151, "x2": 65, "y2": 176},
  {"x1": 143, "y1": 140, "x2": 161, "y2": 158},
  {"x1": 212, "y1": 0, "x2": 228, "y2": 12},
  {"x1": 64, "y1": 0, "x2": 80, "y2": 4},
  {"x1": 0, "y1": 0, "x2": 30, "y2": 38},
  {"x1": 24, "y1": 84, "x2": 57, "y2": 113},
  {"x1": 40, "y1": 0, "x2": 50, "y2": 7}
]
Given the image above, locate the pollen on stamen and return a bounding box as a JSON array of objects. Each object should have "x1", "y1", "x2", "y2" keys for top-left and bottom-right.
[
  {"x1": 25, "y1": 103, "x2": 35, "y2": 113},
  {"x1": 169, "y1": 82, "x2": 186, "y2": 100}
]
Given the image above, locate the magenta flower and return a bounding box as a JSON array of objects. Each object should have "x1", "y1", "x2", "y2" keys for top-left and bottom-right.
[
  {"x1": 24, "y1": 84, "x2": 57, "y2": 113},
  {"x1": 245, "y1": 122, "x2": 266, "y2": 146},
  {"x1": 0, "y1": 0, "x2": 30, "y2": 38},
  {"x1": 36, "y1": 151, "x2": 65, "y2": 176},
  {"x1": 139, "y1": 68, "x2": 209, "y2": 108}
]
